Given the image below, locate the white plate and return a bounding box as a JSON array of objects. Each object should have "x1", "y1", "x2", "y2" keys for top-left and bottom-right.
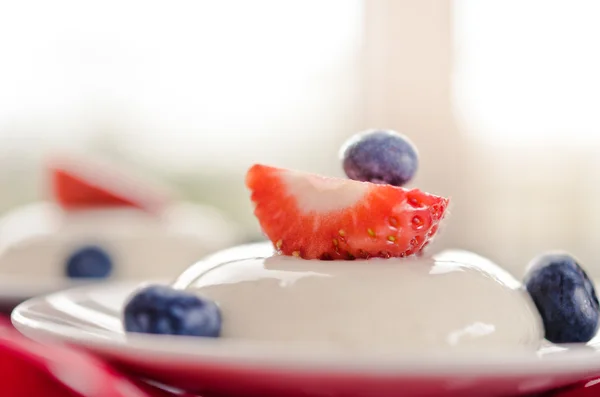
[
  {"x1": 0, "y1": 276, "x2": 161, "y2": 310},
  {"x1": 0, "y1": 276, "x2": 90, "y2": 309},
  {"x1": 11, "y1": 278, "x2": 600, "y2": 397}
]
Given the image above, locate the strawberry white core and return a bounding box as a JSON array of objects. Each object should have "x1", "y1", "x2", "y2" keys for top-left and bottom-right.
[{"x1": 281, "y1": 169, "x2": 369, "y2": 214}]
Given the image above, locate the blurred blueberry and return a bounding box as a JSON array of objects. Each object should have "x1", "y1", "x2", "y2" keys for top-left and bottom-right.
[
  {"x1": 65, "y1": 245, "x2": 113, "y2": 279},
  {"x1": 524, "y1": 252, "x2": 599, "y2": 343},
  {"x1": 340, "y1": 129, "x2": 418, "y2": 187},
  {"x1": 123, "y1": 284, "x2": 222, "y2": 337}
]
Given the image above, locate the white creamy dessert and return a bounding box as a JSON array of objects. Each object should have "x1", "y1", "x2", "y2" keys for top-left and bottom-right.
[
  {"x1": 173, "y1": 244, "x2": 544, "y2": 352},
  {"x1": 0, "y1": 201, "x2": 242, "y2": 280},
  {"x1": 123, "y1": 141, "x2": 553, "y2": 350},
  {"x1": 0, "y1": 154, "x2": 245, "y2": 282}
]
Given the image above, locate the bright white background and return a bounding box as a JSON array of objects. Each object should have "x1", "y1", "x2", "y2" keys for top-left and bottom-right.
[
  {"x1": 454, "y1": 0, "x2": 600, "y2": 146},
  {"x1": 1, "y1": 0, "x2": 600, "y2": 276},
  {"x1": 0, "y1": 0, "x2": 362, "y2": 172}
]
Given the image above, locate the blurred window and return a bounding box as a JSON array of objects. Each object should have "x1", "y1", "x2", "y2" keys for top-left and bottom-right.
[
  {"x1": 453, "y1": 0, "x2": 600, "y2": 146},
  {"x1": 0, "y1": 0, "x2": 363, "y2": 170}
]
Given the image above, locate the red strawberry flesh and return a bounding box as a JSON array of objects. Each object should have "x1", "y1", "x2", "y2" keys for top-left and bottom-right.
[
  {"x1": 246, "y1": 164, "x2": 449, "y2": 260},
  {"x1": 48, "y1": 156, "x2": 172, "y2": 214}
]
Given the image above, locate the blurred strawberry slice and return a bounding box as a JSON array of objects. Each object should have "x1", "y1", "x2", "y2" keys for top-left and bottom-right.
[{"x1": 48, "y1": 155, "x2": 172, "y2": 214}]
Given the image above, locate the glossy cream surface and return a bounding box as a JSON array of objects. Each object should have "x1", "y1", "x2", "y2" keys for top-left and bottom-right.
[
  {"x1": 0, "y1": 202, "x2": 243, "y2": 279},
  {"x1": 174, "y1": 244, "x2": 544, "y2": 352}
]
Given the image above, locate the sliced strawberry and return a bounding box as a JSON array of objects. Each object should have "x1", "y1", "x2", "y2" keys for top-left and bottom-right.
[
  {"x1": 48, "y1": 155, "x2": 172, "y2": 213},
  {"x1": 246, "y1": 164, "x2": 449, "y2": 260}
]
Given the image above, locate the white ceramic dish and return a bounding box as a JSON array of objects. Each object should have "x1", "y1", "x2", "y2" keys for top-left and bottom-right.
[
  {"x1": 0, "y1": 276, "x2": 82, "y2": 309},
  {"x1": 11, "y1": 246, "x2": 600, "y2": 397}
]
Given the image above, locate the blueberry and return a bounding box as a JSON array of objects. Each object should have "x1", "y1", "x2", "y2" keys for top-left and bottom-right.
[
  {"x1": 65, "y1": 246, "x2": 113, "y2": 279},
  {"x1": 123, "y1": 285, "x2": 222, "y2": 337},
  {"x1": 340, "y1": 129, "x2": 418, "y2": 187},
  {"x1": 524, "y1": 252, "x2": 599, "y2": 343}
]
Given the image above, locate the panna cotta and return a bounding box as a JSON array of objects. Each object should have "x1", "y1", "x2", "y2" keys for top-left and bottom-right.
[
  {"x1": 0, "y1": 202, "x2": 241, "y2": 279},
  {"x1": 173, "y1": 244, "x2": 544, "y2": 352},
  {"x1": 0, "y1": 155, "x2": 242, "y2": 280},
  {"x1": 122, "y1": 130, "x2": 599, "y2": 347}
]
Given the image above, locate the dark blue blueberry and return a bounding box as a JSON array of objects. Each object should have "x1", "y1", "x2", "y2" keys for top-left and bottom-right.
[
  {"x1": 340, "y1": 129, "x2": 418, "y2": 187},
  {"x1": 65, "y1": 245, "x2": 113, "y2": 279},
  {"x1": 524, "y1": 252, "x2": 599, "y2": 343},
  {"x1": 123, "y1": 285, "x2": 222, "y2": 337}
]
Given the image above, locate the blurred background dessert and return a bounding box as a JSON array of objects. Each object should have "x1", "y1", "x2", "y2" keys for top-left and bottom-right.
[
  {"x1": 0, "y1": 0, "x2": 598, "y2": 277},
  {"x1": 0, "y1": 155, "x2": 243, "y2": 289}
]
